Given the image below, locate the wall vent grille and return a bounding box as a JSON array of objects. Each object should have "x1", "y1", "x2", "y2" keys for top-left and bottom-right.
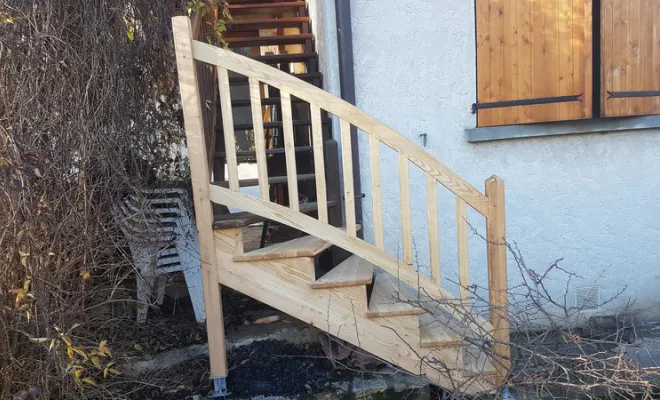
[{"x1": 576, "y1": 287, "x2": 600, "y2": 311}]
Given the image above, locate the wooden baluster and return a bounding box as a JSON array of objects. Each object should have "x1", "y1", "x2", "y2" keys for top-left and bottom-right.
[
  {"x1": 217, "y1": 67, "x2": 239, "y2": 191},
  {"x1": 310, "y1": 104, "x2": 328, "y2": 223},
  {"x1": 485, "y1": 175, "x2": 510, "y2": 384},
  {"x1": 456, "y1": 197, "x2": 470, "y2": 311},
  {"x1": 280, "y1": 90, "x2": 299, "y2": 212},
  {"x1": 248, "y1": 79, "x2": 269, "y2": 200},
  {"x1": 172, "y1": 16, "x2": 227, "y2": 380},
  {"x1": 399, "y1": 154, "x2": 412, "y2": 265},
  {"x1": 369, "y1": 136, "x2": 384, "y2": 249},
  {"x1": 340, "y1": 119, "x2": 356, "y2": 236},
  {"x1": 426, "y1": 173, "x2": 440, "y2": 285}
]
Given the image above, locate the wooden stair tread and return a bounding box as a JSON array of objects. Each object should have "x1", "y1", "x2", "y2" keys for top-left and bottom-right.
[
  {"x1": 228, "y1": 2, "x2": 307, "y2": 12},
  {"x1": 217, "y1": 118, "x2": 331, "y2": 132},
  {"x1": 228, "y1": 72, "x2": 321, "y2": 84},
  {"x1": 226, "y1": 34, "x2": 314, "y2": 48},
  {"x1": 251, "y1": 52, "x2": 317, "y2": 64},
  {"x1": 214, "y1": 146, "x2": 312, "y2": 159},
  {"x1": 230, "y1": 96, "x2": 307, "y2": 108},
  {"x1": 233, "y1": 234, "x2": 331, "y2": 261},
  {"x1": 228, "y1": 17, "x2": 310, "y2": 31},
  {"x1": 366, "y1": 272, "x2": 424, "y2": 318},
  {"x1": 212, "y1": 173, "x2": 315, "y2": 188},
  {"x1": 213, "y1": 200, "x2": 337, "y2": 229},
  {"x1": 311, "y1": 255, "x2": 374, "y2": 289},
  {"x1": 419, "y1": 313, "x2": 464, "y2": 349}
]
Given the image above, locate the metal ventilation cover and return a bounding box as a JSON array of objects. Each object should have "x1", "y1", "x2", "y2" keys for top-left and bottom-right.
[{"x1": 576, "y1": 286, "x2": 600, "y2": 311}]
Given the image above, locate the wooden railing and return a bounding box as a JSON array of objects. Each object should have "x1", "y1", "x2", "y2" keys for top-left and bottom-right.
[{"x1": 172, "y1": 16, "x2": 510, "y2": 383}]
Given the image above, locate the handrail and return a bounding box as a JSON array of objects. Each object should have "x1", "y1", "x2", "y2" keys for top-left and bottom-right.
[
  {"x1": 190, "y1": 39, "x2": 491, "y2": 217},
  {"x1": 172, "y1": 15, "x2": 509, "y2": 383},
  {"x1": 208, "y1": 184, "x2": 495, "y2": 336}
]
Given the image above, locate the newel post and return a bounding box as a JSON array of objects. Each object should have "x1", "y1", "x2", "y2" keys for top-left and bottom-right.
[
  {"x1": 485, "y1": 175, "x2": 510, "y2": 385},
  {"x1": 172, "y1": 16, "x2": 228, "y2": 396}
]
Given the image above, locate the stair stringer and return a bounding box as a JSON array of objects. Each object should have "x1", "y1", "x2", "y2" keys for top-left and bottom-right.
[
  {"x1": 208, "y1": 184, "x2": 494, "y2": 337},
  {"x1": 213, "y1": 239, "x2": 494, "y2": 394}
]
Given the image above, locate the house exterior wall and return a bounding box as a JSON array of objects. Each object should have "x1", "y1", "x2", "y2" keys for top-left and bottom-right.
[{"x1": 313, "y1": 1, "x2": 660, "y2": 321}]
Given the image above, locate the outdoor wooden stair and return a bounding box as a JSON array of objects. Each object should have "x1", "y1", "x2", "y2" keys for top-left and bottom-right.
[
  {"x1": 213, "y1": 227, "x2": 498, "y2": 393},
  {"x1": 173, "y1": 11, "x2": 510, "y2": 396},
  {"x1": 211, "y1": 0, "x2": 336, "y2": 235}
]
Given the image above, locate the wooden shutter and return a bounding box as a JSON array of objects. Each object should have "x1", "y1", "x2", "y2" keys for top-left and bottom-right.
[
  {"x1": 601, "y1": 0, "x2": 660, "y2": 117},
  {"x1": 475, "y1": 0, "x2": 593, "y2": 127}
]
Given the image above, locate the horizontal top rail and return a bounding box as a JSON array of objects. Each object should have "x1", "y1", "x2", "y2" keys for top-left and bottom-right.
[{"x1": 190, "y1": 40, "x2": 490, "y2": 216}]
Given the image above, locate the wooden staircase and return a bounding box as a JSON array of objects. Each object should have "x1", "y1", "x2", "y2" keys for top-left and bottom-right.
[
  {"x1": 213, "y1": 0, "x2": 336, "y2": 236},
  {"x1": 172, "y1": 7, "x2": 510, "y2": 396}
]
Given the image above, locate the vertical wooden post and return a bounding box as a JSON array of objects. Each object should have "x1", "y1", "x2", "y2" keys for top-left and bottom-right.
[
  {"x1": 426, "y1": 173, "x2": 440, "y2": 284},
  {"x1": 399, "y1": 155, "x2": 413, "y2": 265},
  {"x1": 172, "y1": 16, "x2": 227, "y2": 381},
  {"x1": 456, "y1": 198, "x2": 470, "y2": 310},
  {"x1": 340, "y1": 119, "x2": 356, "y2": 236},
  {"x1": 485, "y1": 175, "x2": 510, "y2": 385}
]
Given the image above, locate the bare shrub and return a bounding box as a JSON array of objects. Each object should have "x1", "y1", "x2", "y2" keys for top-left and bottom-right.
[{"x1": 0, "y1": 0, "x2": 190, "y2": 397}]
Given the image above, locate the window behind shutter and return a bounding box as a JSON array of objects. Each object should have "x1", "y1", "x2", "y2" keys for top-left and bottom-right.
[
  {"x1": 601, "y1": 0, "x2": 660, "y2": 117},
  {"x1": 475, "y1": 0, "x2": 593, "y2": 127}
]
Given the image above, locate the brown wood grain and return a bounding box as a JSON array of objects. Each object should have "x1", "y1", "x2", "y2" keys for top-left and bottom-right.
[
  {"x1": 602, "y1": 0, "x2": 659, "y2": 117},
  {"x1": 476, "y1": 0, "x2": 593, "y2": 126}
]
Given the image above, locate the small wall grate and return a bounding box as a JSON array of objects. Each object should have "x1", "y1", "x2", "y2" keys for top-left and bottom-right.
[{"x1": 576, "y1": 287, "x2": 600, "y2": 311}]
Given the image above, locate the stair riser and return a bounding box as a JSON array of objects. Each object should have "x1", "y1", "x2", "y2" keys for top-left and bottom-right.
[{"x1": 216, "y1": 251, "x2": 467, "y2": 383}]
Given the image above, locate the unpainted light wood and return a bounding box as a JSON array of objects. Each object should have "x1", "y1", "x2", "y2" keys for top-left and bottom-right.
[
  {"x1": 213, "y1": 228, "x2": 244, "y2": 255},
  {"x1": 217, "y1": 67, "x2": 239, "y2": 191},
  {"x1": 475, "y1": 0, "x2": 593, "y2": 126},
  {"x1": 171, "y1": 16, "x2": 227, "y2": 377},
  {"x1": 366, "y1": 272, "x2": 424, "y2": 318},
  {"x1": 233, "y1": 235, "x2": 332, "y2": 262},
  {"x1": 208, "y1": 184, "x2": 495, "y2": 335},
  {"x1": 214, "y1": 247, "x2": 488, "y2": 391},
  {"x1": 485, "y1": 175, "x2": 510, "y2": 385},
  {"x1": 311, "y1": 255, "x2": 373, "y2": 289},
  {"x1": 340, "y1": 119, "x2": 357, "y2": 236},
  {"x1": 191, "y1": 40, "x2": 490, "y2": 215},
  {"x1": 419, "y1": 313, "x2": 463, "y2": 349},
  {"x1": 369, "y1": 136, "x2": 384, "y2": 250},
  {"x1": 280, "y1": 91, "x2": 299, "y2": 211},
  {"x1": 310, "y1": 104, "x2": 328, "y2": 223},
  {"x1": 399, "y1": 154, "x2": 413, "y2": 265},
  {"x1": 213, "y1": 200, "x2": 337, "y2": 230},
  {"x1": 426, "y1": 173, "x2": 440, "y2": 285},
  {"x1": 248, "y1": 78, "x2": 269, "y2": 200},
  {"x1": 456, "y1": 198, "x2": 471, "y2": 311}
]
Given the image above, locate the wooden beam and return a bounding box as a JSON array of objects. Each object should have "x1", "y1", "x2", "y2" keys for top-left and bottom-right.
[
  {"x1": 280, "y1": 91, "x2": 299, "y2": 212},
  {"x1": 341, "y1": 119, "x2": 356, "y2": 236},
  {"x1": 369, "y1": 136, "x2": 384, "y2": 250},
  {"x1": 456, "y1": 197, "x2": 470, "y2": 311},
  {"x1": 311, "y1": 104, "x2": 328, "y2": 223},
  {"x1": 485, "y1": 175, "x2": 510, "y2": 385},
  {"x1": 171, "y1": 16, "x2": 227, "y2": 378},
  {"x1": 217, "y1": 67, "x2": 239, "y2": 191},
  {"x1": 248, "y1": 78, "x2": 269, "y2": 200},
  {"x1": 426, "y1": 173, "x2": 440, "y2": 285},
  {"x1": 399, "y1": 154, "x2": 412, "y2": 265}
]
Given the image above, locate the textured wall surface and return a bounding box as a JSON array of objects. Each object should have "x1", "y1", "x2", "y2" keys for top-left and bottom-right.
[{"x1": 321, "y1": 0, "x2": 660, "y2": 320}]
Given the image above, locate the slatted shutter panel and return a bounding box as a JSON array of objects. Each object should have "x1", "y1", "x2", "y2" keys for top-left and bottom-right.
[
  {"x1": 601, "y1": 0, "x2": 660, "y2": 117},
  {"x1": 475, "y1": 0, "x2": 593, "y2": 127}
]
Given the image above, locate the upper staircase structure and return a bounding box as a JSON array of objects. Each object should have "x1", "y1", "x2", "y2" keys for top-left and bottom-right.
[{"x1": 172, "y1": 6, "x2": 510, "y2": 395}]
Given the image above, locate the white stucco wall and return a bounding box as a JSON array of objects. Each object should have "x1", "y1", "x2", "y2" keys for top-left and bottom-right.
[{"x1": 313, "y1": 1, "x2": 660, "y2": 321}]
